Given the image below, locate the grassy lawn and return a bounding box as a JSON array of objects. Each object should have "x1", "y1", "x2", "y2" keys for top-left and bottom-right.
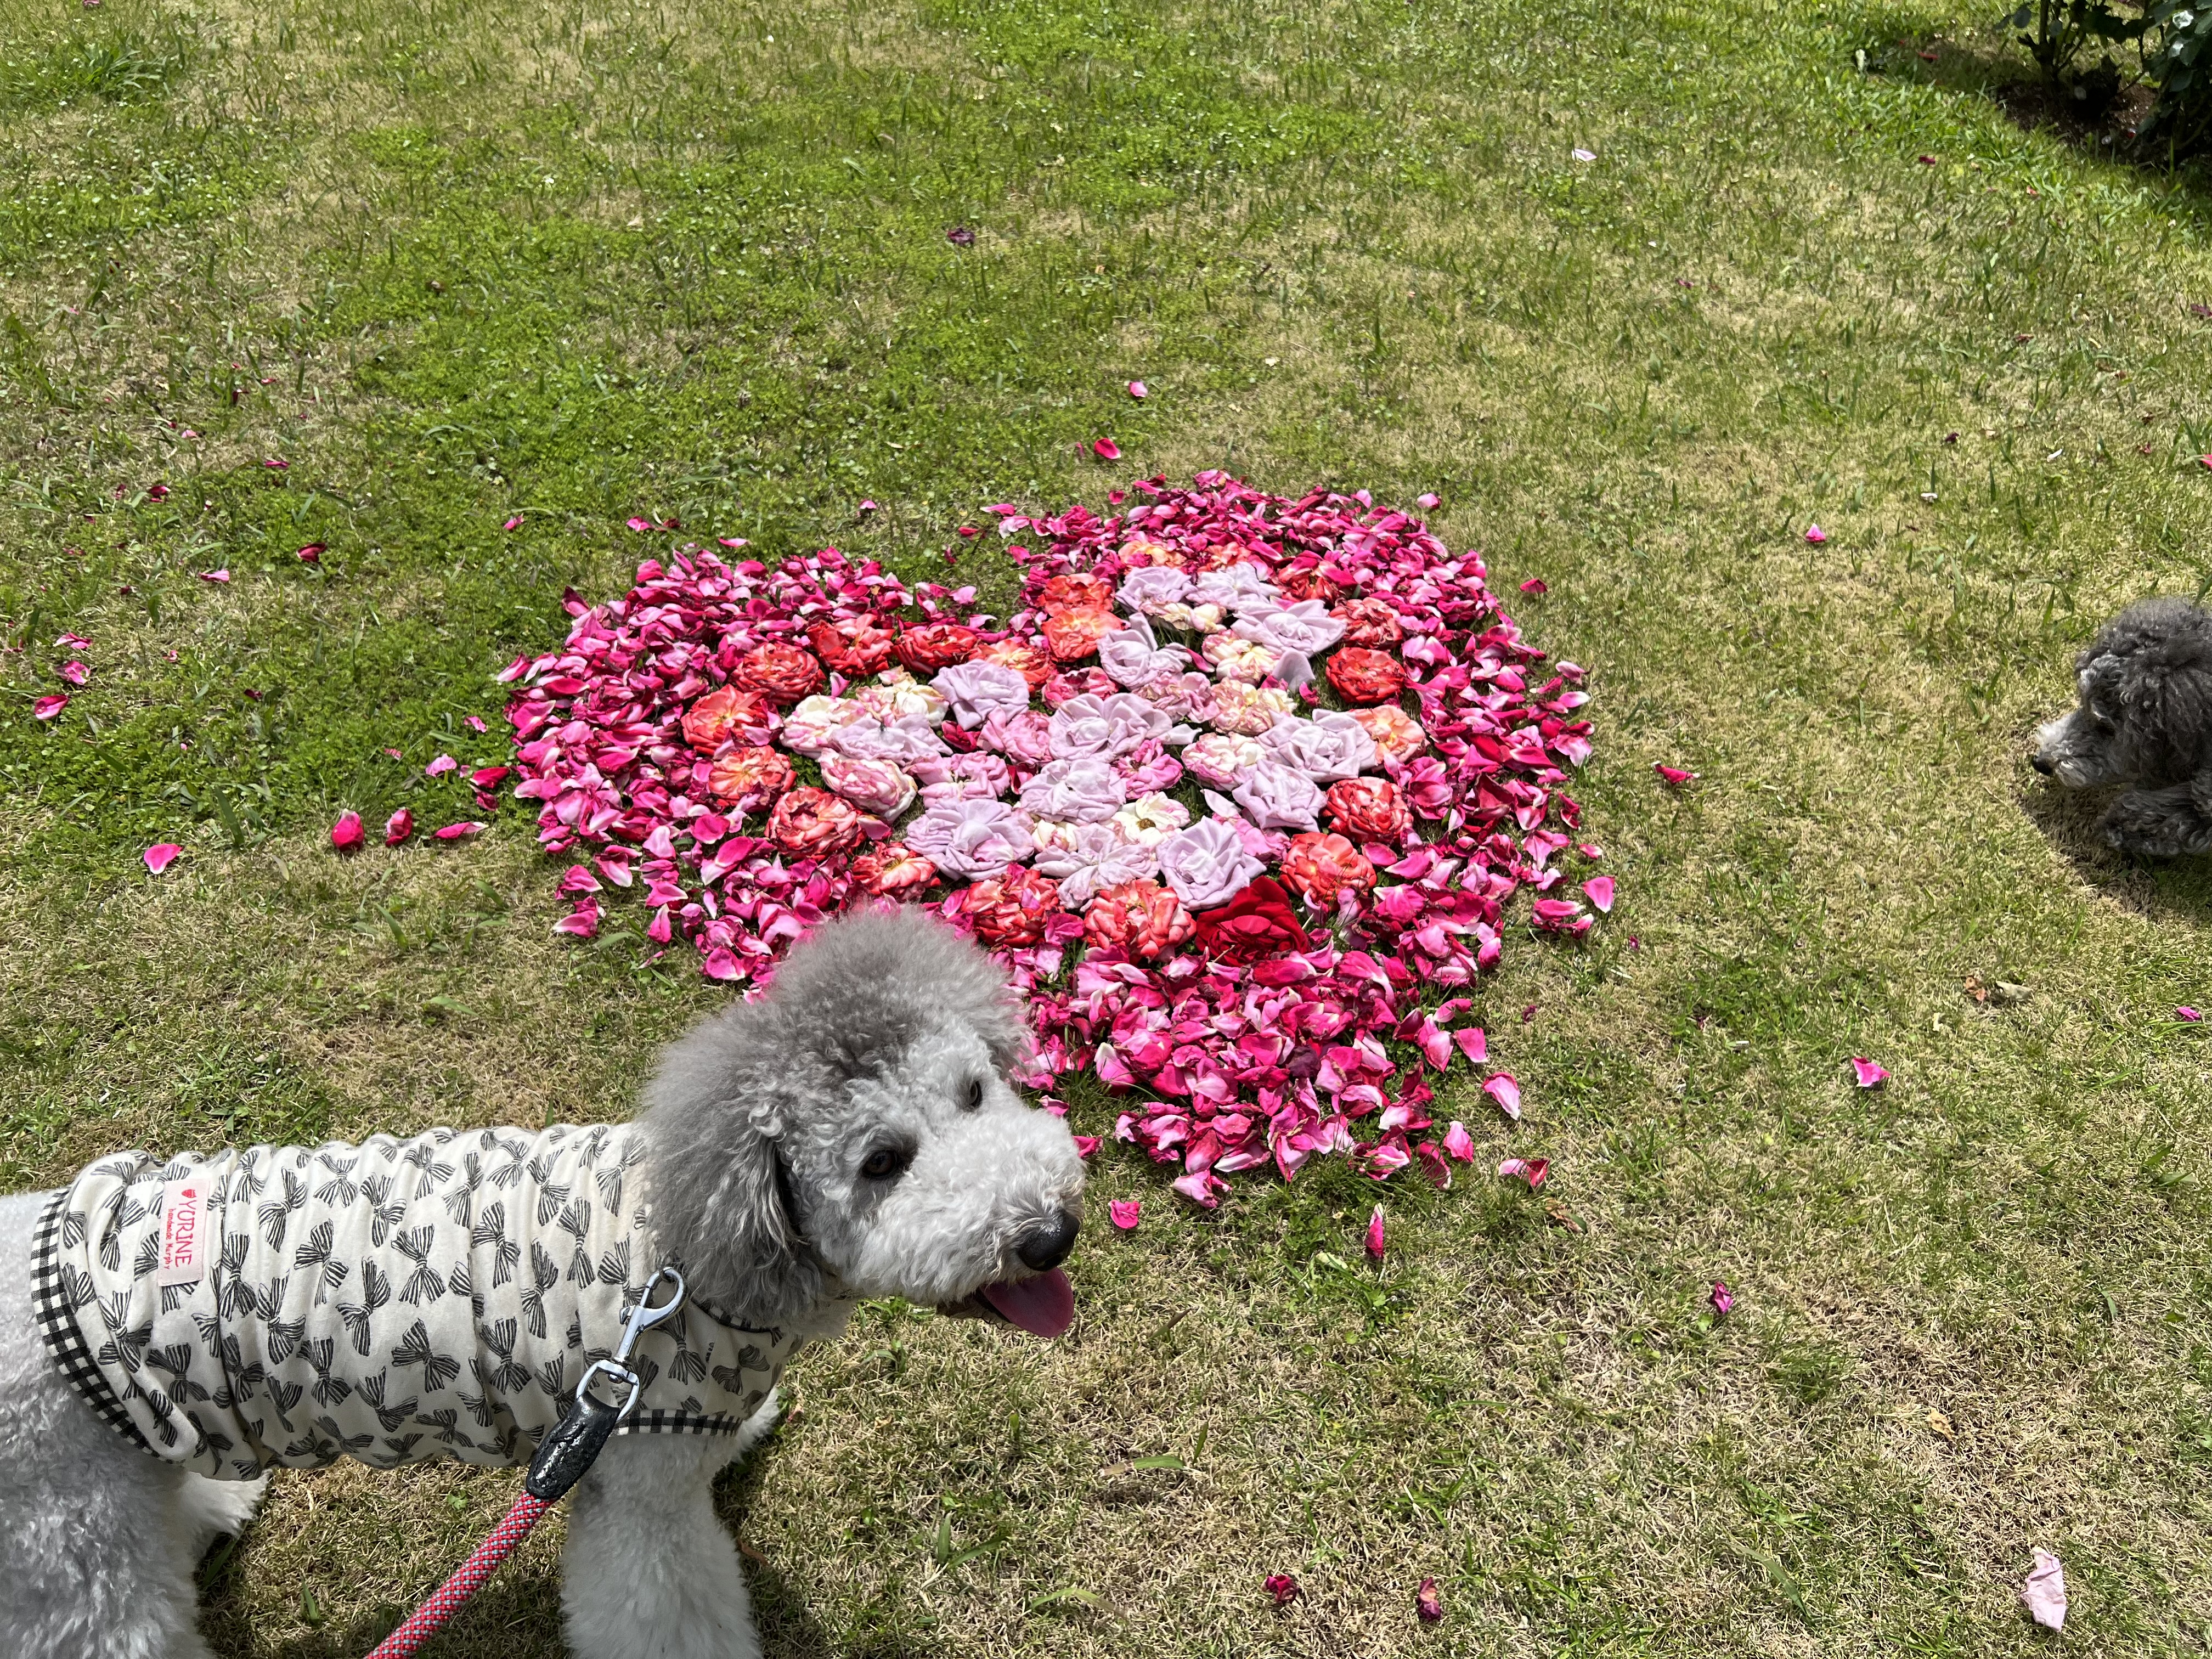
[{"x1": 6, "y1": 0, "x2": 2212, "y2": 1651}]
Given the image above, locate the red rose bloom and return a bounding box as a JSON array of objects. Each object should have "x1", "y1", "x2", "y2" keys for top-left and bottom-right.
[
  {"x1": 953, "y1": 864, "x2": 1063, "y2": 947},
  {"x1": 681, "y1": 686, "x2": 776, "y2": 752},
  {"x1": 707, "y1": 745, "x2": 795, "y2": 809},
  {"x1": 1038, "y1": 572, "x2": 1114, "y2": 612},
  {"x1": 1324, "y1": 646, "x2": 1408, "y2": 705},
  {"x1": 1190, "y1": 876, "x2": 1308, "y2": 961},
  {"x1": 766, "y1": 786, "x2": 866, "y2": 857},
  {"x1": 1330, "y1": 597, "x2": 1405, "y2": 649},
  {"x1": 850, "y1": 841, "x2": 936, "y2": 896},
  {"x1": 807, "y1": 618, "x2": 895, "y2": 677},
  {"x1": 1277, "y1": 562, "x2": 1342, "y2": 603},
  {"x1": 893, "y1": 623, "x2": 978, "y2": 674},
  {"x1": 732, "y1": 642, "x2": 825, "y2": 706},
  {"x1": 1325, "y1": 776, "x2": 1413, "y2": 841},
  {"x1": 1082, "y1": 879, "x2": 1194, "y2": 959},
  {"x1": 1279, "y1": 832, "x2": 1378, "y2": 906},
  {"x1": 1041, "y1": 606, "x2": 1116, "y2": 663},
  {"x1": 979, "y1": 638, "x2": 1056, "y2": 690}
]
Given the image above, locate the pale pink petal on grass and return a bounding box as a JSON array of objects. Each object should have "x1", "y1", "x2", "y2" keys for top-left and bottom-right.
[
  {"x1": 425, "y1": 754, "x2": 457, "y2": 778},
  {"x1": 1850, "y1": 1057, "x2": 1888, "y2": 1088},
  {"x1": 1364, "y1": 1204, "x2": 1386, "y2": 1260},
  {"x1": 1654, "y1": 763, "x2": 1696, "y2": 786},
  {"x1": 2177, "y1": 1005, "x2": 2202, "y2": 1022},
  {"x1": 31, "y1": 693, "x2": 68, "y2": 721},
  {"x1": 384, "y1": 808, "x2": 414, "y2": 846},
  {"x1": 1108, "y1": 1199, "x2": 1141, "y2": 1231},
  {"x1": 1497, "y1": 1156, "x2": 1548, "y2": 1190},
  {"x1": 553, "y1": 899, "x2": 600, "y2": 938},
  {"x1": 143, "y1": 843, "x2": 183, "y2": 874},
  {"x1": 1415, "y1": 1578, "x2": 1443, "y2": 1624},
  {"x1": 198, "y1": 569, "x2": 230, "y2": 583},
  {"x1": 1519, "y1": 577, "x2": 1548, "y2": 595},
  {"x1": 432, "y1": 821, "x2": 486, "y2": 840},
  {"x1": 1091, "y1": 438, "x2": 1121, "y2": 460},
  {"x1": 1126, "y1": 380, "x2": 1148, "y2": 399},
  {"x1": 1441, "y1": 1121, "x2": 1476, "y2": 1161},
  {"x1": 1452, "y1": 1026, "x2": 1487, "y2": 1065},
  {"x1": 1482, "y1": 1071, "x2": 1522, "y2": 1120},
  {"x1": 503, "y1": 516, "x2": 523, "y2": 531},
  {"x1": 1416, "y1": 492, "x2": 1440, "y2": 510},
  {"x1": 58, "y1": 661, "x2": 89, "y2": 686},
  {"x1": 1582, "y1": 876, "x2": 1615, "y2": 912},
  {"x1": 2022, "y1": 1549, "x2": 2067, "y2": 1632},
  {"x1": 330, "y1": 811, "x2": 364, "y2": 851},
  {"x1": 464, "y1": 715, "x2": 487, "y2": 733}
]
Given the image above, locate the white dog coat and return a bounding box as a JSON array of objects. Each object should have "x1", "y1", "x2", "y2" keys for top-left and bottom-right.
[{"x1": 32, "y1": 1122, "x2": 798, "y2": 1481}]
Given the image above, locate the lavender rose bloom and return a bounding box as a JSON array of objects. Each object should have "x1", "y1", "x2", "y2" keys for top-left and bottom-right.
[
  {"x1": 1032, "y1": 820, "x2": 1160, "y2": 906},
  {"x1": 1233, "y1": 599, "x2": 1347, "y2": 657},
  {"x1": 1189, "y1": 562, "x2": 1281, "y2": 614},
  {"x1": 1098, "y1": 613, "x2": 1193, "y2": 689},
  {"x1": 829, "y1": 712, "x2": 950, "y2": 765},
  {"x1": 1229, "y1": 759, "x2": 1323, "y2": 831},
  {"x1": 905, "y1": 798, "x2": 1035, "y2": 879},
  {"x1": 820, "y1": 753, "x2": 917, "y2": 817},
  {"x1": 931, "y1": 660, "x2": 1032, "y2": 730},
  {"x1": 909, "y1": 750, "x2": 1011, "y2": 798},
  {"x1": 1116, "y1": 566, "x2": 1192, "y2": 614},
  {"x1": 979, "y1": 707, "x2": 1055, "y2": 769},
  {"x1": 1018, "y1": 756, "x2": 1128, "y2": 824},
  {"x1": 1114, "y1": 739, "x2": 1183, "y2": 795},
  {"x1": 1180, "y1": 731, "x2": 1264, "y2": 789},
  {"x1": 1131, "y1": 669, "x2": 1217, "y2": 726},
  {"x1": 1156, "y1": 816, "x2": 1266, "y2": 909},
  {"x1": 1257, "y1": 710, "x2": 1378, "y2": 782},
  {"x1": 1048, "y1": 692, "x2": 1175, "y2": 760}
]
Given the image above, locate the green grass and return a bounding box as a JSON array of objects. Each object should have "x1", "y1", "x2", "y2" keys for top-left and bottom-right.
[{"x1": 5, "y1": 0, "x2": 2212, "y2": 1651}]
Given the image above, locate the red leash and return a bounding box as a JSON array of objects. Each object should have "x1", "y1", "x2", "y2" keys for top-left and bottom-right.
[{"x1": 360, "y1": 1267, "x2": 687, "y2": 1657}]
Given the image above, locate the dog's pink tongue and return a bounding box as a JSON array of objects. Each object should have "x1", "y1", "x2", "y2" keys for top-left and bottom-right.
[{"x1": 979, "y1": 1268, "x2": 1074, "y2": 1338}]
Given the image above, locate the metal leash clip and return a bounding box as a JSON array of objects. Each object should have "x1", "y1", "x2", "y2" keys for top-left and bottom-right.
[
  {"x1": 524, "y1": 1265, "x2": 687, "y2": 1504},
  {"x1": 575, "y1": 1265, "x2": 687, "y2": 1421}
]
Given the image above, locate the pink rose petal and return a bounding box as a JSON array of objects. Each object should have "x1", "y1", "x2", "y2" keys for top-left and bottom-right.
[
  {"x1": 1519, "y1": 578, "x2": 1548, "y2": 595},
  {"x1": 330, "y1": 811, "x2": 365, "y2": 851},
  {"x1": 1655, "y1": 763, "x2": 1696, "y2": 786},
  {"x1": 1364, "y1": 1204, "x2": 1386, "y2": 1260},
  {"x1": 464, "y1": 715, "x2": 487, "y2": 733},
  {"x1": 1108, "y1": 1199, "x2": 1141, "y2": 1230},
  {"x1": 1709, "y1": 1280, "x2": 1735, "y2": 1315},
  {"x1": 1497, "y1": 1156, "x2": 1547, "y2": 1190},
  {"x1": 1073, "y1": 1134, "x2": 1101, "y2": 1158},
  {"x1": 1416, "y1": 1577, "x2": 1443, "y2": 1624},
  {"x1": 385, "y1": 808, "x2": 415, "y2": 845},
  {"x1": 1850, "y1": 1057, "x2": 1888, "y2": 1088},
  {"x1": 143, "y1": 843, "x2": 183, "y2": 874},
  {"x1": 58, "y1": 661, "x2": 89, "y2": 686},
  {"x1": 198, "y1": 569, "x2": 230, "y2": 584},
  {"x1": 31, "y1": 693, "x2": 68, "y2": 721},
  {"x1": 425, "y1": 754, "x2": 457, "y2": 778},
  {"x1": 1126, "y1": 380, "x2": 1147, "y2": 399},
  {"x1": 296, "y1": 543, "x2": 324, "y2": 563},
  {"x1": 1582, "y1": 876, "x2": 1615, "y2": 913},
  {"x1": 1263, "y1": 1573, "x2": 1299, "y2": 1608},
  {"x1": 1416, "y1": 492, "x2": 1440, "y2": 509},
  {"x1": 433, "y1": 821, "x2": 486, "y2": 840},
  {"x1": 1482, "y1": 1072, "x2": 1521, "y2": 1120},
  {"x1": 2022, "y1": 1549, "x2": 2066, "y2": 1632},
  {"x1": 1452, "y1": 1027, "x2": 1488, "y2": 1065},
  {"x1": 504, "y1": 515, "x2": 523, "y2": 531},
  {"x1": 2177, "y1": 1006, "x2": 2201, "y2": 1022},
  {"x1": 1091, "y1": 438, "x2": 1121, "y2": 460},
  {"x1": 1805, "y1": 523, "x2": 1827, "y2": 544},
  {"x1": 1441, "y1": 1122, "x2": 1476, "y2": 1161}
]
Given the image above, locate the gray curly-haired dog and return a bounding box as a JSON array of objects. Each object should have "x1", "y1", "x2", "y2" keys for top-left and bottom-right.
[
  {"x1": 2033, "y1": 596, "x2": 2212, "y2": 856},
  {"x1": 0, "y1": 906, "x2": 1083, "y2": 1659}
]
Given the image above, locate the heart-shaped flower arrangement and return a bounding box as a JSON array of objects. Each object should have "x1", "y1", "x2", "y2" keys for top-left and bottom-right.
[{"x1": 505, "y1": 472, "x2": 1601, "y2": 1203}]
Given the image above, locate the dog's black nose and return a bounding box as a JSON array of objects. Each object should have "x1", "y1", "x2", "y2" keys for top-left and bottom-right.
[
  {"x1": 2031, "y1": 754, "x2": 2056, "y2": 776},
  {"x1": 1015, "y1": 1209, "x2": 1080, "y2": 1272}
]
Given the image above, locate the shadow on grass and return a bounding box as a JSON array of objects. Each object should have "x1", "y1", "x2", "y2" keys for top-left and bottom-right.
[{"x1": 2018, "y1": 773, "x2": 2212, "y2": 919}]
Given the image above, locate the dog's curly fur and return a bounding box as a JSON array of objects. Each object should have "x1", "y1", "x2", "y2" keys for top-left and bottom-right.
[
  {"x1": 2033, "y1": 596, "x2": 2212, "y2": 857},
  {"x1": 0, "y1": 906, "x2": 1083, "y2": 1659}
]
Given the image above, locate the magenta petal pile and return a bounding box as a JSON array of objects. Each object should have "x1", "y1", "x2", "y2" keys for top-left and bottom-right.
[{"x1": 506, "y1": 473, "x2": 1602, "y2": 1201}]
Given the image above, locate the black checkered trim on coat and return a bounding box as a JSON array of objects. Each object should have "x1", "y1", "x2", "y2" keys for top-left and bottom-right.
[{"x1": 31, "y1": 1190, "x2": 150, "y2": 1452}]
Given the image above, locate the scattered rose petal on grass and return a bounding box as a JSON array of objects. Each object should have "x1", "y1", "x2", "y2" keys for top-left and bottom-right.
[
  {"x1": 58, "y1": 661, "x2": 89, "y2": 686},
  {"x1": 1709, "y1": 1280, "x2": 1735, "y2": 1316},
  {"x1": 330, "y1": 811, "x2": 364, "y2": 851},
  {"x1": 433, "y1": 821, "x2": 487, "y2": 840},
  {"x1": 1583, "y1": 876, "x2": 1615, "y2": 912},
  {"x1": 1416, "y1": 1578, "x2": 1444, "y2": 1623},
  {"x1": 2178, "y1": 1006, "x2": 2202, "y2": 1022},
  {"x1": 1073, "y1": 1135, "x2": 1101, "y2": 1158},
  {"x1": 504, "y1": 516, "x2": 523, "y2": 531},
  {"x1": 1498, "y1": 1156, "x2": 1548, "y2": 1190},
  {"x1": 1655, "y1": 763, "x2": 1697, "y2": 786},
  {"x1": 1442, "y1": 1122, "x2": 1476, "y2": 1161},
  {"x1": 1109, "y1": 1199, "x2": 1141, "y2": 1231},
  {"x1": 1850, "y1": 1057, "x2": 1888, "y2": 1088},
  {"x1": 1483, "y1": 1072, "x2": 1522, "y2": 1120},
  {"x1": 55, "y1": 632, "x2": 92, "y2": 650},
  {"x1": 1092, "y1": 438, "x2": 1122, "y2": 461},
  {"x1": 1416, "y1": 492, "x2": 1440, "y2": 509},
  {"x1": 554, "y1": 899, "x2": 600, "y2": 938},
  {"x1": 1571, "y1": 146, "x2": 1596, "y2": 161},
  {"x1": 1365, "y1": 1205, "x2": 1386, "y2": 1260},
  {"x1": 2022, "y1": 1549, "x2": 2067, "y2": 1632},
  {"x1": 143, "y1": 843, "x2": 182, "y2": 874},
  {"x1": 198, "y1": 569, "x2": 229, "y2": 584},
  {"x1": 296, "y1": 543, "x2": 324, "y2": 563},
  {"x1": 1805, "y1": 524, "x2": 1827, "y2": 544},
  {"x1": 946, "y1": 225, "x2": 975, "y2": 246},
  {"x1": 1127, "y1": 380, "x2": 1147, "y2": 399},
  {"x1": 1519, "y1": 578, "x2": 1548, "y2": 595},
  {"x1": 385, "y1": 808, "x2": 415, "y2": 846},
  {"x1": 32, "y1": 693, "x2": 68, "y2": 721},
  {"x1": 1264, "y1": 1573, "x2": 1300, "y2": 1609},
  {"x1": 425, "y1": 754, "x2": 458, "y2": 778},
  {"x1": 464, "y1": 715, "x2": 487, "y2": 733}
]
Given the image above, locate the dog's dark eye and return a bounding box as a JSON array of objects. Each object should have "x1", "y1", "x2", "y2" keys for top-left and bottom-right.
[
  {"x1": 859, "y1": 1147, "x2": 910, "y2": 1181},
  {"x1": 964, "y1": 1078, "x2": 984, "y2": 1111}
]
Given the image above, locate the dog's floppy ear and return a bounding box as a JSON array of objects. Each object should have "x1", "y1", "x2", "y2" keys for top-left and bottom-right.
[{"x1": 2092, "y1": 599, "x2": 2212, "y2": 774}]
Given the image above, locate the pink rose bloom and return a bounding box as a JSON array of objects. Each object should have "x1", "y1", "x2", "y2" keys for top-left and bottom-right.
[
  {"x1": 1116, "y1": 566, "x2": 1191, "y2": 613},
  {"x1": 829, "y1": 712, "x2": 950, "y2": 765},
  {"x1": 905, "y1": 798, "x2": 1035, "y2": 878},
  {"x1": 1348, "y1": 703, "x2": 1427, "y2": 761},
  {"x1": 1209, "y1": 683, "x2": 1295, "y2": 735},
  {"x1": 1131, "y1": 669, "x2": 1217, "y2": 725},
  {"x1": 1258, "y1": 710, "x2": 1378, "y2": 782},
  {"x1": 1048, "y1": 692, "x2": 1173, "y2": 760},
  {"x1": 1111, "y1": 792, "x2": 1191, "y2": 845},
  {"x1": 1189, "y1": 563, "x2": 1280, "y2": 613},
  {"x1": 780, "y1": 694, "x2": 861, "y2": 757},
  {"x1": 979, "y1": 707, "x2": 1054, "y2": 768},
  {"x1": 910, "y1": 750, "x2": 1010, "y2": 798},
  {"x1": 1114, "y1": 738, "x2": 1183, "y2": 794},
  {"x1": 1203, "y1": 633, "x2": 1280, "y2": 684},
  {"x1": 931, "y1": 660, "x2": 1031, "y2": 730},
  {"x1": 1180, "y1": 732, "x2": 1263, "y2": 789},
  {"x1": 1234, "y1": 599, "x2": 1346, "y2": 658},
  {"x1": 1230, "y1": 759, "x2": 1323, "y2": 831},
  {"x1": 1157, "y1": 816, "x2": 1266, "y2": 908},
  {"x1": 1032, "y1": 819, "x2": 1160, "y2": 906},
  {"x1": 1098, "y1": 614, "x2": 1193, "y2": 688},
  {"x1": 820, "y1": 753, "x2": 917, "y2": 817},
  {"x1": 1018, "y1": 757, "x2": 1128, "y2": 823}
]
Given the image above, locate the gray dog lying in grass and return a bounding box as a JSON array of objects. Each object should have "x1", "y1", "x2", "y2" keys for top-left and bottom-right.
[
  {"x1": 2034, "y1": 596, "x2": 2212, "y2": 857},
  {"x1": 0, "y1": 906, "x2": 1084, "y2": 1659}
]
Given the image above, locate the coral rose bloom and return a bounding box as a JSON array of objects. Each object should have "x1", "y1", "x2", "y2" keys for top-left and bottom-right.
[
  {"x1": 978, "y1": 638, "x2": 1056, "y2": 689},
  {"x1": 707, "y1": 744, "x2": 795, "y2": 809},
  {"x1": 1041, "y1": 606, "x2": 1116, "y2": 663},
  {"x1": 766, "y1": 786, "x2": 867, "y2": 857},
  {"x1": 1324, "y1": 646, "x2": 1408, "y2": 704},
  {"x1": 808, "y1": 618, "x2": 896, "y2": 676},
  {"x1": 1325, "y1": 776, "x2": 1413, "y2": 841},
  {"x1": 893, "y1": 622, "x2": 979, "y2": 673},
  {"x1": 1038, "y1": 572, "x2": 1114, "y2": 612},
  {"x1": 955, "y1": 864, "x2": 1063, "y2": 947},
  {"x1": 1082, "y1": 879, "x2": 1195, "y2": 959},
  {"x1": 850, "y1": 841, "x2": 936, "y2": 896},
  {"x1": 732, "y1": 641, "x2": 826, "y2": 706},
  {"x1": 681, "y1": 686, "x2": 775, "y2": 752},
  {"x1": 1277, "y1": 563, "x2": 1342, "y2": 603},
  {"x1": 1279, "y1": 832, "x2": 1378, "y2": 906},
  {"x1": 1348, "y1": 704, "x2": 1426, "y2": 761},
  {"x1": 1330, "y1": 597, "x2": 1406, "y2": 648}
]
